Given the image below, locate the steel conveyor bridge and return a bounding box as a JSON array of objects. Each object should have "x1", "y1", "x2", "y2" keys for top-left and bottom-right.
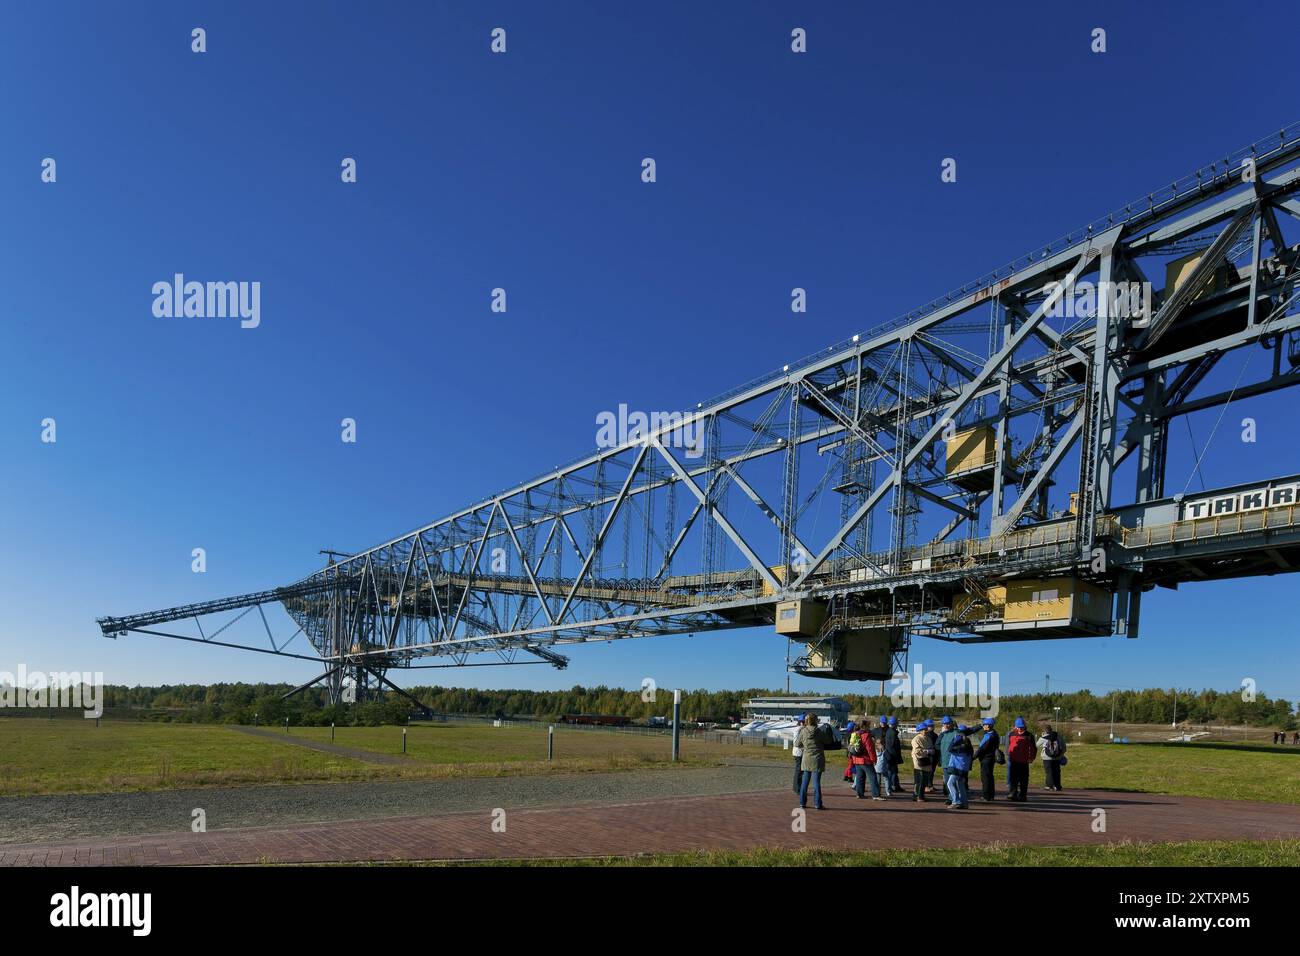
[{"x1": 100, "y1": 122, "x2": 1300, "y2": 699}]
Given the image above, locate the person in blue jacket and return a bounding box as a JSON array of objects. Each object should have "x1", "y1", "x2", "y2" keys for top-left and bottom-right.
[
  {"x1": 945, "y1": 724, "x2": 974, "y2": 809},
  {"x1": 936, "y1": 716, "x2": 957, "y2": 804},
  {"x1": 872, "y1": 716, "x2": 892, "y2": 796},
  {"x1": 971, "y1": 716, "x2": 1000, "y2": 802}
]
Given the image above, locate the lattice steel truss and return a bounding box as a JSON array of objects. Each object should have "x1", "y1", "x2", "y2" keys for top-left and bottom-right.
[{"x1": 101, "y1": 123, "x2": 1300, "y2": 698}]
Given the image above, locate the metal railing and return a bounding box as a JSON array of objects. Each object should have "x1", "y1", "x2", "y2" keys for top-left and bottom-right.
[{"x1": 1120, "y1": 503, "x2": 1300, "y2": 549}]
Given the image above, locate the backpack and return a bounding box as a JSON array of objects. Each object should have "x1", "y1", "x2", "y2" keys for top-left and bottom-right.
[
  {"x1": 1007, "y1": 731, "x2": 1035, "y2": 762},
  {"x1": 816, "y1": 722, "x2": 841, "y2": 750},
  {"x1": 1045, "y1": 736, "x2": 1063, "y2": 759},
  {"x1": 848, "y1": 732, "x2": 865, "y2": 757}
]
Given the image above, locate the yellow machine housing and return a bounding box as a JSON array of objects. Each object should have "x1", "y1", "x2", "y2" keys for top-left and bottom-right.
[
  {"x1": 774, "y1": 599, "x2": 827, "y2": 637},
  {"x1": 1002, "y1": 577, "x2": 1111, "y2": 626},
  {"x1": 1165, "y1": 251, "x2": 1211, "y2": 300},
  {"x1": 945, "y1": 425, "x2": 998, "y2": 474},
  {"x1": 802, "y1": 629, "x2": 893, "y2": 680}
]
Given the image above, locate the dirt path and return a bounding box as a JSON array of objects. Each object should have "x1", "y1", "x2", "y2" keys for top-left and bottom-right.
[{"x1": 230, "y1": 725, "x2": 409, "y2": 765}]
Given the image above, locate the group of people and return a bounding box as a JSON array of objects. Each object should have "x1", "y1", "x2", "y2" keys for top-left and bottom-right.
[
  {"x1": 792, "y1": 711, "x2": 1067, "y2": 810},
  {"x1": 1272, "y1": 731, "x2": 1299, "y2": 745}
]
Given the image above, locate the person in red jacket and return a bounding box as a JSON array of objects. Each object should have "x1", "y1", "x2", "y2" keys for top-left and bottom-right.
[
  {"x1": 843, "y1": 721, "x2": 856, "y2": 784},
  {"x1": 1005, "y1": 716, "x2": 1037, "y2": 802},
  {"x1": 847, "y1": 720, "x2": 882, "y2": 800}
]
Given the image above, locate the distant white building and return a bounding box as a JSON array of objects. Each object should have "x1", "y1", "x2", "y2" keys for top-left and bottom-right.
[
  {"x1": 739, "y1": 696, "x2": 849, "y2": 742},
  {"x1": 745, "y1": 696, "x2": 849, "y2": 724}
]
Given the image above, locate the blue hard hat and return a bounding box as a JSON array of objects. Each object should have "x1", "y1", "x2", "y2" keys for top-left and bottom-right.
[
  {"x1": 845, "y1": 721, "x2": 856, "y2": 731},
  {"x1": 888, "y1": 716, "x2": 898, "y2": 725},
  {"x1": 922, "y1": 719, "x2": 933, "y2": 728},
  {"x1": 1014, "y1": 717, "x2": 1026, "y2": 728},
  {"x1": 915, "y1": 724, "x2": 926, "y2": 733},
  {"x1": 982, "y1": 717, "x2": 995, "y2": 726},
  {"x1": 941, "y1": 715, "x2": 953, "y2": 724}
]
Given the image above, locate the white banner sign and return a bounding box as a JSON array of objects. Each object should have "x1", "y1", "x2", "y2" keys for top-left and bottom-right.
[{"x1": 1181, "y1": 483, "x2": 1299, "y2": 520}]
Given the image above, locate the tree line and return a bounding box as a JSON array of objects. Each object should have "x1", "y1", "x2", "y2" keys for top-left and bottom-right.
[{"x1": 44, "y1": 681, "x2": 1294, "y2": 728}]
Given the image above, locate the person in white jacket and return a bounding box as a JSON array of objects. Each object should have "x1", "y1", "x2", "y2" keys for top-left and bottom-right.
[{"x1": 1038, "y1": 725, "x2": 1067, "y2": 791}]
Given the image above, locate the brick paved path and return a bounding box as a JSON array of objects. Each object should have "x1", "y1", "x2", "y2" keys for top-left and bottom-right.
[{"x1": 3, "y1": 784, "x2": 1298, "y2": 865}]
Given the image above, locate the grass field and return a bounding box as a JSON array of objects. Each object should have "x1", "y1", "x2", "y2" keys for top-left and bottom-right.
[
  {"x1": 0, "y1": 720, "x2": 363, "y2": 795},
  {"x1": 1039, "y1": 740, "x2": 1300, "y2": 803},
  {"x1": 408, "y1": 839, "x2": 1300, "y2": 867},
  {"x1": 4, "y1": 718, "x2": 1300, "y2": 804},
  {"x1": 0, "y1": 719, "x2": 749, "y2": 796}
]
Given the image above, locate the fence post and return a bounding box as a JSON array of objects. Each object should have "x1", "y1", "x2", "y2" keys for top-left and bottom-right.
[
  {"x1": 672, "y1": 689, "x2": 681, "y2": 762},
  {"x1": 548, "y1": 724, "x2": 554, "y2": 760}
]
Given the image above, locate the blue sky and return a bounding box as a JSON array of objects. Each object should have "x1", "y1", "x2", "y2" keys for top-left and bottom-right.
[{"x1": 2, "y1": 1, "x2": 1298, "y2": 703}]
